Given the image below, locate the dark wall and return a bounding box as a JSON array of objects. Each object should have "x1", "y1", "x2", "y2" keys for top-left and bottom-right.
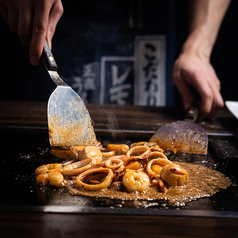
[{"x1": 211, "y1": 0, "x2": 238, "y2": 102}]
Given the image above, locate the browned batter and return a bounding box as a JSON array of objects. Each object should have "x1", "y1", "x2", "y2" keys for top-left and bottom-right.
[{"x1": 66, "y1": 162, "x2": 231, "y2": 206}]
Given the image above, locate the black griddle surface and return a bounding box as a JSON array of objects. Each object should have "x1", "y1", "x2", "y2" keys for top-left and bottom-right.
[{"x1": 0, "y1": 127, "x2": 238, "y2": 218}]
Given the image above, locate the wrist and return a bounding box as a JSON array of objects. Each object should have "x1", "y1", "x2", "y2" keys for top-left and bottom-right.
[{"x1": 181, "y1": 29, "x2": 214, "y2": 61}]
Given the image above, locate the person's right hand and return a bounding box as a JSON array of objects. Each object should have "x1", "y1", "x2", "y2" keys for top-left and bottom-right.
[
  {"x1": 173, "y1": 52, "x2": 224, "y2": 121},
  {"x1": 0, "y1": 0, "x2": 63, "y2": 65}
]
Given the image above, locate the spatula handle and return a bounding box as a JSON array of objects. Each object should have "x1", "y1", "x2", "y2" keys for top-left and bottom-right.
[
  {"x1": 42, "y1": 40, "x2": 58, "y2": 71},
  {"x1": 184, "y1": 94, "x2": 200, "y2": 122}
]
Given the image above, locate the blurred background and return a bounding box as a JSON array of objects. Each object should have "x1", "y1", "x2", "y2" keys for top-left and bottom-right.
[{"x1": 0, "y1": 0, "x2": 237, "y2": 107}]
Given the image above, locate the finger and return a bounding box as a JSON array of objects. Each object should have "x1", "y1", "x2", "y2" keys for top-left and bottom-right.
[
  {"x1": 196, "y1": 83, "x2": 213, "y2": 121},
  {"x1": 18, "y1": 2, "x2": 33, "y2": 46},
  {"x1": 7, "y1": 5, "x2": 18, "y2": 34},
  {"x1": 178, "y1": 68, "x2": 213, "y2": 121},
  {"x1": 206, "y1": 97, "x2": 223, "y2": 120},
  {"x1": 29, "y1": 0, "x2": 52, "y2": 65},
  {"x1": 47, "y1": 0, "x2": 63, "y2": 48},
  {"x1": 205, "y1": 79, "x2": 224, "y2": 120},
  {"x1": 173, "y1": 67, "x2": 194, "y2": 111},
  {"x1": 0, "y1": 5, "x2": 8, "y2": 24},
  {"x1": 200, "y1": 69, "x2": 223, "y2": 120}
]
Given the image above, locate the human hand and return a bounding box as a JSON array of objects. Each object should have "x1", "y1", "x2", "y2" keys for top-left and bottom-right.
[
  {"x1": 173, "y1": 53, "x2": 224, "y2": 121},
  {"x1": 0, "y1": 0, "x2": 63, "y2": 65}
]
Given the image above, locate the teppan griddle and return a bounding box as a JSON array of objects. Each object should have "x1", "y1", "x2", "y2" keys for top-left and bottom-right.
[{"x1": 0, "y1": 126, "x2": 238, "y2": 219}]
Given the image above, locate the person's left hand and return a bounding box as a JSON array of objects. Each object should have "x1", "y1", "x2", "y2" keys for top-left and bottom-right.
[{"x1": 173, "y1": 52, "x2": 224, "y2": 121}]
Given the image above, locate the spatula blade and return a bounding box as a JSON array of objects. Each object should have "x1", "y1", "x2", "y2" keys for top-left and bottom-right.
[
  {"x1": 149, "y1": 120, "x2": 208, "y2": 155},
  {"x1": 48, "y1": 85, "x2": 97, "y2": 147}
]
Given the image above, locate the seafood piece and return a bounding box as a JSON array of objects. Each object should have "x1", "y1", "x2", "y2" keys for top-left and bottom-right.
[
  {"x1": 100, "y1": 148, "x2": 115, "y2": 160},
  {"x1": 95, "y1": 141, "x2": 103, "y2": 148},
  {"x1": 125, "y1": 161, "x2": 142, "y2": 170},
  {"x1": 72, "y1": 146, "x2": 85, "y2": 153},
  {"x1": 76, "y1": 168, "x2": 113, "y2": 191},
  {"x1": 113, "y1": 170, "x2": 126, "y2": 181},
  {"x1": 88, "y1": 161, "x2": 106, "y2": 170},
  {"x1": 107, "y1": 144, "x2": 129, "y2": 155},
  {"x1": 122, "y1": 170, "x2": 150, "y2": 192},
  {"x1": 126, "y1": 146, "x2": 150, "y2": 158},
  {"x1": 50, "y1": 146, "x2": 86, "y2": 160},
  {"x1": 146, "y1": 158, "x2": 173, "y2": 179},
  {"x1": 78, "y1": 146, "x2": 102, "y2": 163},
  {"x1": 114, "y1": 155, "x2": 129, "y2": 163},
  {"x1": 150, "y1": 145, "x2": 164, "y2": 153},
  {"x1": 151, "y1": 178, "x2": 167, "y2": 192},
  {"x1": 36, "y1": 174, "x2": 49, "y2": 184},
  {"x1": 144, "y1": 151, "x2": 168, "y2": 161},
  {"x1": 35, "y1": 163, "x2": 62, "y2": 175},
  {"x1": 160, "y1": 164, "x2": 189, "y2": 186},
  {"x1": 50, "y1": 148, "x2": 78, "y2": 160},
  {"x1": 36, "y1": 171, "x2": 64, "y2": 187},
  {"x1": 130, "y1": 142, "x2": 157, "y2": 148},
  {"x1": 124, "y1": 156, "x2": 145, "y2": 170},
  {"x1": 110, "y1": 181, "x2": 123, "y2": 190},
  {"x1": 105, "y1": 157, "x2": 124, "y2": 170},
  {"x1": 62, "y1": 158, "x2": 97, "y2": 176},
  {"x1": 48, "y1": 171, "x2": 64, "y2": 187}
]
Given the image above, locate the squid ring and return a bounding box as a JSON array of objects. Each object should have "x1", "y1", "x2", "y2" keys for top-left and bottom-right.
[
  {"x1": 100, "y1": 149, "x2": 115, "y2": 159},
  {"x1": 62, "y1": 158, "x2": 97, "y2": 176},
  {"x1": 130, "y1": 142, "x2": 157, "y2": 148},
  {"x1": 126, "y1": 146, "x2": 150, "y2": 158},
  {"x1": 76, "y1": 168, "x2": 113, "y2": 191},
  {"x1": 144, "y1": 151, "x2": 168, "y2": 161},
  {"x1": 105, "y1": 157, "x2": 123, "y2": 170},
  {"x1": 146, "y1": 158, "x2": 173, "y2": 179}
]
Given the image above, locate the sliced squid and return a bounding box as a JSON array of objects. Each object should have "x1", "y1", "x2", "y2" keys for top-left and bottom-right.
[
  {"x1": 100, "y1": 148, "x2": 115, "y2": 160},
  {"x1": 144, "y1": 151, "x2": 168, "y2": 161},
  {"x1": 130, "y1": 142, "x2": 157, "y2": 148},
  {"x1": 151, "y1": 178, "x2": 167, "y2": 193},
  {"x1": 146, "y1": 158, "x2": 173, "y2": 179},
  {"x1": 62, "y1": 158, "x2": 97, "y2": 176},
  {"x1": 76, "y1": 168, "x2": 113, "y2": 191},
  {"x1": 150, "y1": 145, "x2": 164, "y2": 153},
  {"x1": 107, "y1": 144, "x2": 129, "y2": 155},
  {"x1": 50, "y1": 145, "x2": 86, "y2": 160},
  {"x1": 50, "y1": 148, "x2": 78, "y2": 160},
  {"x1": 126, "y1": 146, "x2": 150, "y2": 158},
  {"x1": 105, "y1": 157, "x2": 124, "y2": 170}
]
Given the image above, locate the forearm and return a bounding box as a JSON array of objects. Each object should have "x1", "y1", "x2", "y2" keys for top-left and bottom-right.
[{"x1": 182, "y1": 0, "x2": 231, "y2": 60}]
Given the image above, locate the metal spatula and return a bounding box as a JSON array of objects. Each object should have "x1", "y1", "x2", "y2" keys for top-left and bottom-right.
[
  {"x1": 149, "y1": 121, "x2": 208, "y2": 155},
  {"x1": 42, "y1": 40, "x2": 97, "y2": 147}
]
